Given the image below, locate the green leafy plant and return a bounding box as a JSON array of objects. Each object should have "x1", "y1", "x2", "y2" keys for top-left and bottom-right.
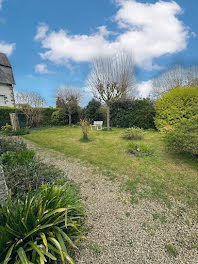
[
  {"x1": 1, "y1": 124, "x2": 30, "y2": 136},
  {"x1": 1, "y1": 149, "x2": 35, "y2": 166},
  {"x1": 155, "y1": 87, "x2": 198, "y2": 130},
  {"x1": 2, "y1": 150, "x2": 64, "y2": 197},
  {"x1": 0, "y1": 137, "x2": 26, "y2": 156},
  {"x1": 122, "y1": 127, "x2": 144, "y2": 140},
  {"x1": 1, "y1": 123, "x2": 13, "y2": 132},
  {"x1": 127, "y1": 141, "x2": 154, "y2": 156},
  {"x1": 164, "y1": 115, "x2": 198, "y2": 155},
  {"x1": 0, "y1": 184, "x2": 84, "y2": 264}
]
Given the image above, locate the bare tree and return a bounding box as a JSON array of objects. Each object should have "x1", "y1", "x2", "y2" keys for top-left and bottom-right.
[
  {"x1": 15, "y1": 91, "x2": 46, "y2": 128},
  {"x1": 56, "y1": 86, "x2": 82, "y2": 126},
  {"x1": 88, "y1": 52, "x2": 137, "y2": 130},
  {"x1": 152, "y1": 65, "x2": 198, "y2": 98}
]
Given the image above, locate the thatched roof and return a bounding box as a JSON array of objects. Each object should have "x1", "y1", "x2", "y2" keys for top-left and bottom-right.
[{"x1": 0, "y1": 53, "x2": 15, "y2": 85}]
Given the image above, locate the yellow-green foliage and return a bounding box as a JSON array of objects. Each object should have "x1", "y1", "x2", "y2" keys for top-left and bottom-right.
[
  {"x1": 164, "y1": 115, "x2": 198, "y2": 155},
  {"x1": 80, "y1": 119, "x2": 90, "y2": 140},
  {"x1": 155, "y1": 87, "x2": 198, "y2": 130}
]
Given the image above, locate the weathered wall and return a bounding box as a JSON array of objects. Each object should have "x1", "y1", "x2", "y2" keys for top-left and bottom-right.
[
  {"x1": 0, "y1": 84, "x2": 15, "y2": 107},
  {"x1": 0, "y1": 165, "x2": 8, "y2": 204}
]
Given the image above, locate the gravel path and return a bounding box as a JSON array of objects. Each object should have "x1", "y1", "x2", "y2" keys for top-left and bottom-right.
[{"x1": 26, "y1": 140, "x2": 198, "y2": 264}]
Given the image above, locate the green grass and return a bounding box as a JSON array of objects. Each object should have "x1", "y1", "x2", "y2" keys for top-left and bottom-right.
[
  {"x1": 165, "y1": 244, "x2": 178, "y2": 257},
  {"x1": 24, "y1": 126, "x2": 198, "y2": 211}
]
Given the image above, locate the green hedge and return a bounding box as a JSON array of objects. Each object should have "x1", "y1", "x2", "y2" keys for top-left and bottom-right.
[
  {"x1": 110, "y1": 99, "x2": 156, "y2": 129},
  {"x1": 0, "y1": 107, "x2": 58, "y2": 128},
  {"x1": 164, "y1": 115, "x2": 198, "y2": 155},
  {"x1": 0, "y1": 107, "x2": 22, "y2": 127},
  {"x1": 39, "y1": 108, "x2": 58, "y2": 126},
  {"x1": 155, "y1": 87, "x2": 198, "y2": 130}
]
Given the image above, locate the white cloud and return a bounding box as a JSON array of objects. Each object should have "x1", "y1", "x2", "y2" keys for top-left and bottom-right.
[
  {"x1": 35, "y1": 0, "x2": 189, "y2": 69},
  {"x1": 0, "y1": 1, "x2": 16, "y2": 56},
  {"x1": 35, "y1": 63, "x2": 50, "y2": 74},
  {"x1": 35, "y1": 23, "x2": 49, "y2": 41},
  {"x1": 0, "y1": 0, "x2": 3, "y2": 9},
  {"x1": 138, "y1": 80, "x2": 153, "y2": 98},
  {"x1": 0, "y1": 41, "x2": 15, "y2": 56}
]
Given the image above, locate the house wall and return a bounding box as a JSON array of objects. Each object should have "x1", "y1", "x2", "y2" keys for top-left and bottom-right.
[{"x1": 0, "y1": 84, "x2": 15, "y2": 107}]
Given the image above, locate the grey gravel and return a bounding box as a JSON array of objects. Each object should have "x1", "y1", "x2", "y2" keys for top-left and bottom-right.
[{"x1": 26, "y1": 140, "x2": 198, "y2": 264}]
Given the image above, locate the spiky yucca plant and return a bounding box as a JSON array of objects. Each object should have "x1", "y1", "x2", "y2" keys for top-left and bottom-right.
[{"x1": 0, "y1": 184, "x2": 85, "y2": 264}]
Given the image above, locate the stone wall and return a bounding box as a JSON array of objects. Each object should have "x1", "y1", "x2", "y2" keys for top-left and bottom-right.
[
  {"x1": 0, "y1": 84, "x2": 15, "y2": 107},
  {"x1": 0, "y1": 165, "x2": 8, "y2": 204}
]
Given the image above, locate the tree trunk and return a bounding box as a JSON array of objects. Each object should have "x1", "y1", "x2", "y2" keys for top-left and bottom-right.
[
  {"x1": 106, "y1": 105, "x2": 110, "y2": 131},
  {"x1": 69, "y1": 110, "x2": 72, "y2": 126},
  {"x1": 0, "y1": 165, "x2": 8, "y2": 204}
]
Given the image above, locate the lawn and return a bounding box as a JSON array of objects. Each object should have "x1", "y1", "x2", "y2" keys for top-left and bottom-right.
[{"x1": 24, "y1": 126, "x2": 198, "y2": 211}]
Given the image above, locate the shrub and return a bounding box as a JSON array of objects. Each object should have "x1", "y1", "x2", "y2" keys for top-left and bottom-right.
[
  {"x1": 0, "y1": 184, "x2": 84, "y2": 263},
  {"x1": 127, "y1": 142, "x2": 154, "y2": 156},
  {"x1": 1, "y1": 123, "x2": 13, "y2": 133},
  {"x1": 164, "y1": 115, "x2": 198, "y2": 155},
  {"x1": 83, "y1": 99, "x2": 106, "y2": 124},
  {"x1": 155, "y1": 87, "x2": 198, "y2": 130},
  {"x1": 1, "y1": 149, "x2": 35, "y2": 166},
  {"x1": 39, "y1": 108, "x2": 58, "y2": 126},
  {"x1": 122, "y1": 127, "x2": 144, "y2": 140},
  {"x1": 0, "y1": 107, "x2": 22, "y2": 127},
  {"x1": 0, "y1": 107, "x2": 59, "y2": 128},
  {"x1": 0, "y1": 136, "x2": 26, "y2": 156},
  {"x1": 110, "y1": 99, "x2": 156, "y2": 129},
  {"x1": 80, "y1": 119, "x2": 90, "y2": 140},
  {"x1": 2, "y1": 149, "x2": 64, "y2": 197},
  {"x1": 1, "y1": 124, "x2": 30, "y2": 136},
  {"x1": 51, "y1": 109, "x2": 67, "y2": 125}
]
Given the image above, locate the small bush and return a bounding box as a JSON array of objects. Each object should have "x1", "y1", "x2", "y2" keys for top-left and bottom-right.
[
  {"x1": 1, "y1": 149, "x2": 35, "y2": 166},
  {"x1": 1, "y1": 123, "x2": 12, "y2": 133},
  {"x1": 127, "y1": 142, "x2": 154, "y2": 157},
  {"x1": 122, "y1": 127, "x2": 144, "y2": 140},
  {"x1": 0, "y1": 184, "x2": 84, "y2": 263},
  {"x1": 164, "y1": 115, "x2": 198, "y2": 155},
  {"x1": 1, "y1": 125, "x2": 30, "y2": 136},
  {"x1": 2, "y1": 149, "x2": 64, "y2": 197},
  {"x1": 155, "y1": 87, "x2": 198, "y2": 130},
  {"x1": 0, "y1": 136, "x2": 26, "y2": 156},
  {"x1": 80, "y1": 119, "x2": 90, "y2": 140}
]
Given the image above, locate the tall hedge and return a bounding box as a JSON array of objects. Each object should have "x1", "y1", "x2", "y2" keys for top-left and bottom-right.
[
  {"x1": 39, "y1": 108, "x2": 58, "y2": 126},
  {"x1": 110, "y1": 99, "x2": 156, "y2": 129},
  {"x1": 155, "y1": 87, "x2": 198, "y2": 130},
  {"x1": 0, "y1": 107, "x2": 58, "y2": 128},
  {"x1": 164, "y1": 115, "x2": 198, "y2": 155},
  {"x1": 0, "y1": 107, "x2": 22, "y2": 127},
  {"x1": 83, "y1": 99, "x2": 106, "y2": 124}
]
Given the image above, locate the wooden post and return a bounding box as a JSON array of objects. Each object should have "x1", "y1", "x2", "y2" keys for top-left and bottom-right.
[{"x1": 9, "y1": 113, "x2": 20, "y2": 130}]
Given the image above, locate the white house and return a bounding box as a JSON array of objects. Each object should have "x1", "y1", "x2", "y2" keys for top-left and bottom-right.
[{"x1": 0, "y1": 53, "x2": 15, "y2": 107}]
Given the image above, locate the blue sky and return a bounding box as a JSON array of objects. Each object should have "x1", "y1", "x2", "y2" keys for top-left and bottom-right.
[{"x1": 0, "y1": 0, "x2": 198, "y2": 106}]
